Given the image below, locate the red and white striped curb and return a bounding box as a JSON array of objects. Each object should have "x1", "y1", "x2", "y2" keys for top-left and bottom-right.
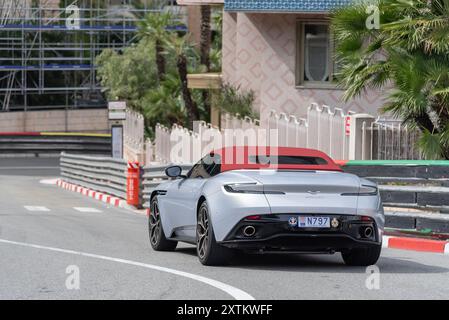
[
  {"x1": 56, "y1": 179, "x2": 127, "y2": 208},
  {"x1": 383, "y1": 235, "x2": 449, "y2": 255}
]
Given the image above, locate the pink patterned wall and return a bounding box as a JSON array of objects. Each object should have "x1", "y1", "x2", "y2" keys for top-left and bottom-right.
[{"x1": 222, "y1": 12, "x2": 386, "y2": 123}]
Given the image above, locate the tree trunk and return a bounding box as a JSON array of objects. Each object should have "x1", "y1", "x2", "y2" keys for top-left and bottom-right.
[
  {"x1": 442, "y1": 148, "x2": 449, "y2": 160},
  {"x1": 415, "y1": 112, "x2": 437, "y2": 133},
  {"x1": 413, "y1": 103, "x2": 449, "y2": 159},
  {"x1": 200, "y1": 5, "x2": 212, "y2": 115},
  {"x1": 177, "y1": 54, "x2": 199, "y2": 126},
  {"x1": 431, "y1": 101, "x2": 449, "y2": 159},
  {"x1": 155, "y1": 39, "x2": 165, "y2": 83},
  {"x1": 200, "y1": 6, "x2": 212, "y2": 115},
  {"x1": 432, "y1": 99, "x2": 449, "y2": 131},
  {"x1": 200, "y1": 5, "x2": 211, "y2": 71}
]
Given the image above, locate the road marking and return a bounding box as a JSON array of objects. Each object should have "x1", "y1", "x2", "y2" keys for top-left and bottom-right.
[
  {"x1": 73, "y1": 207, "x2": 102, "y2": 213},
  {"x1": 0, "y1": 238, "x2": 255, "y2": 300},
  {"x1": 24, "y1": 206, "x2": 50, "y2": 212},
  {"x1": 39, "y1": 178, "x2": 59, "y2": 185}
]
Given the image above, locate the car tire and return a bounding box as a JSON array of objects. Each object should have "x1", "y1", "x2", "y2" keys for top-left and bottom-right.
[
  {"x1": 196, "y1": 201, "x2": 233, "y2": 266},
  {"x1": 149, "y1": 197, "x2": 177, "y2": 251},
  {"x1": 341, "y1": 245, "x2": 382, "y2": 266}
]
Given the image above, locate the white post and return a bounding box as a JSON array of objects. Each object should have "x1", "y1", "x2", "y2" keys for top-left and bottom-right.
[{"x1": 348, "y1": 114, "x2": 376, "y2": 160}]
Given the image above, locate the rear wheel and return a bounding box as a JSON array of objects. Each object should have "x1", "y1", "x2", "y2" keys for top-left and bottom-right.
[
  {"x1": 341, "y1": 245, "x2": 382, "y2": 266},
  {"x1": 196, "y1": 201, "x2": 233, "y2": 266},
  {"x1": 149, "y1": 197, "x2": 177, "y2": 251}
]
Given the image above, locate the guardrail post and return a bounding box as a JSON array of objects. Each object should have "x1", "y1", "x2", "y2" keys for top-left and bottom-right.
[{"x1": 127, "y1": 161, "x2": 140, "y2": 206}]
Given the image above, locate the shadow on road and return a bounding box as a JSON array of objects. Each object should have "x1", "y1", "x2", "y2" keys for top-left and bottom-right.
[{"x1": 175, "y1": 247, "x2": 449, "y2": 274}]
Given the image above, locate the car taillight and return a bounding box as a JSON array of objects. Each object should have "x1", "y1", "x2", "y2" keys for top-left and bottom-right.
[
  {"x1": 224, "y1": 183, "x2": 285, "y2": 194},
  {"x1": 341, "y1": 184, "x2": 378, "y2": 196},
  {"x1": 358, "y1": 185, "x2": 378, "y2": 196},
  {"x1": 360, "y1": 216, "x2": 373, "y2": 222},
  {"x1": 224, "y1": 183, "x2": 264, "y2": 194},
  {"x1": 246, "y1": 215, "x2": 261, "y2": 220}
]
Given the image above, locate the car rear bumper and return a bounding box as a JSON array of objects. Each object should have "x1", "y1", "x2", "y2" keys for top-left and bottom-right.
[
  {"x1": 220, "y1": 234, "x2": 380, "y2": 253},
  {"x1": 219, "y1": 214, "x2": 381, "y2": 253}
]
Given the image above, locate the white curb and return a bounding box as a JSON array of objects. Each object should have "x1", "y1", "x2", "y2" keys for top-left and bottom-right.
[{"x1": 382, "y1": 235, "x2": 391, "y2": 248}]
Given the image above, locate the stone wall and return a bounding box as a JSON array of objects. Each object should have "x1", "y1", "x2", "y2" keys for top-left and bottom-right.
[{"x1": 0, "y1": 109, "x2": 109, "y2": 133}]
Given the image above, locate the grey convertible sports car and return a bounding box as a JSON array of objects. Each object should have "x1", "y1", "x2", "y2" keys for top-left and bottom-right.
[{"x1": 148, "y1": 146, "x2": 384, "y2": 266}]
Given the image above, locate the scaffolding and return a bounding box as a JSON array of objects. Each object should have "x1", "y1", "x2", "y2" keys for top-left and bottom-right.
[{"x1": 0, "y1": 0, "x2": 182, "y2": 111}]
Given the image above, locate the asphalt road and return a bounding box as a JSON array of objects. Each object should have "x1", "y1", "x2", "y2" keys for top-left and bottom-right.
[
  {"x1": 0, "y1": 158, "x2": 448, "y2": 299},
  {"x1": 0, "y1": 157, "x2": 60, "y2": 176}
]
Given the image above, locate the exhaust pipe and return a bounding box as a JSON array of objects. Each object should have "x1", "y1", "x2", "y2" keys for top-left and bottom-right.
[
  {"x1": 243, "y1": 225, "x2": 256, "y2": 237},
  {"x1": 364, "y1": 226, "x2": 373, "y2": 238},
  {"x1": 360, "y1": 226, "x2": 374, "y2": 238}
]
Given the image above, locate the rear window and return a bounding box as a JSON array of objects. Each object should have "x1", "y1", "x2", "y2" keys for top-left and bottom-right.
[{"x1": 249, "y1": 155, "x2": 328, "y2": 165}]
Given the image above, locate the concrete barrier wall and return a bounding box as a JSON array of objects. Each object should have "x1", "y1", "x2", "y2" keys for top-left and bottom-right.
[
  {"x1": 0, "y1": 109, "x2": 109, "y2": 133},
  {"x1": 0, "y1": 134, "x2": 112, "y2": 156},
  {"x1": 340, "y1": 160, "x2": 449, "y2": 211},
  {"x1": 339, "y1": 160, "x2": 449, "y2": 179}
]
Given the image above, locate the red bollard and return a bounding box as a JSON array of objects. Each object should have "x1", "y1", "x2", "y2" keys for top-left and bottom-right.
[{"x1": 127, "y1": 161, "x2": 140, "y2": 206}]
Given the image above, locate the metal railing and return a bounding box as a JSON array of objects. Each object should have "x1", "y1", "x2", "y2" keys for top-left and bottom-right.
[
  {"x1": 361, "y1": 121, "x2": 423, "y2": 160},
  {"x1": 142, "y1": 164, "x2": 192, "y2": 207},
  {"x1": 60, "y1": 152, "x2": 128, "y2": 199}
]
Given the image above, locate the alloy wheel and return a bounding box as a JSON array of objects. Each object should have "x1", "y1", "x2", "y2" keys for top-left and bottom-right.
[
  {"x1": 149, "y1": 201, "x2": 161, "y2": 246},
  {"x1": 197, "y1": 205, "x2": 209, "y2": 259}
]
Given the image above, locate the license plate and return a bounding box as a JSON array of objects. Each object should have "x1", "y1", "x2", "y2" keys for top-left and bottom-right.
[{"x1": 297, "y1": 216, "x2": 330, "y2": 228}]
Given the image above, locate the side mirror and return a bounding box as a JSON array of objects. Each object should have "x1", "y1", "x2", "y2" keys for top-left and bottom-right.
[{"x1": 165, "y1": 165, "x2": 183, "y2": 178}]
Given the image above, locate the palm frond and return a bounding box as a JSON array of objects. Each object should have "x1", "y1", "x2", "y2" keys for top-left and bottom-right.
[{"x1": 417, "y1": 130, "x2": 444, "y2": 159}]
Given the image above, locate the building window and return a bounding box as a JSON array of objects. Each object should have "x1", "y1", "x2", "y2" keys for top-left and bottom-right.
[{"x1": 296, "y1": 22, "x2": 335, "y2": 86}]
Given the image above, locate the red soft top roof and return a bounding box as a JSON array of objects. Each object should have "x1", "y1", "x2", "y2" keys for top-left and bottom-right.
[{"x1": 212, "y1": 146, "x2": 342, "y2": 172}]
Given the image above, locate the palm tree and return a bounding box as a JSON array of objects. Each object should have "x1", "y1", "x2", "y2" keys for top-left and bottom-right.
[
  {"x1": 139, "y1": 12, "x2": 173, "y2": 83},
  {"x1": 200, "y1": 5, "x2": 212, "y2": 114},
  {"x1": 142, "y1": 72, "x2": 187, "y2": 133},
  {"x1": 167, "y1": 34, "x2": 200, "y2": 126},
  {"x1": 210, "y1": 11, "x2": 223, "y2": 72},
  {"x1": 332, "y1": 0, "x2": 449, "y2": 159},
  {"x1": 200, "y1": 5, "x2": 212, "y2": 71}
]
